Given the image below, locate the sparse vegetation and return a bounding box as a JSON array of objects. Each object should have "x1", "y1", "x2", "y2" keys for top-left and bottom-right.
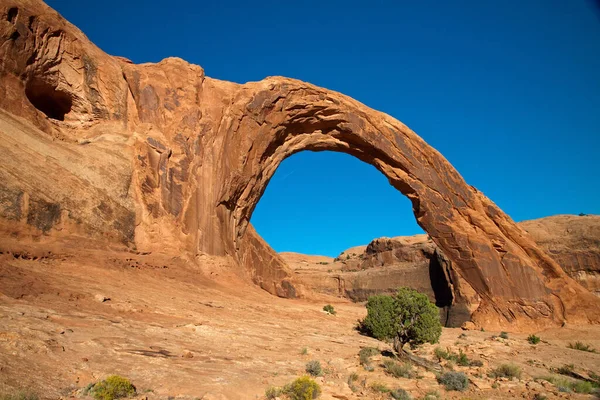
[
  {"x1": 422, "y1": 390, "x2": 440, "y2": 399},
  {"x1": 490, "y1": 364, "x2": 522, "y2": 379},
  {"x1": 433, "y1": 347, "x2": 481, "y2": 367},
  {"x1": 437, "y1": 371, "x2": 469, "y2": 391},
  {"x1": 305, "y1": 360, "x2": 322, "y2": 377},
  {"x1": 533, "y1": 394, "x2": 547, "y2": 400},
  {"x1": 0, "y1": 392, "x2": 39, "y2": 400},
  {"x1": 538, "y1": 375, "x2": 595, "y2": 394},
  {"x1": 285, "y1": 376, "x2": 321, "y2": 400},
  {"x1": 322, "y1": 304, "x2": 336, "y2": 315},
  {"x1": 317, "y1": 261, "x2": 329, "y2": 265},
  {"x1": 360, "y1": 288, "x2": 441, "y2": 353},
  {"x1": 499, "y1": 331, "x2": 509, "y2": 339},
  {"x1": 370, "y1": 382, "x2": 390, "y2": 393},
  {"x1": 347, "y1": 372, "x2": 359, "y2": 393},
  {"x1": 390, "y1": 388, "x2": 412, "y2": 400},
  {"x1": 568, "y1": 341, "x2": 596, "y2": 353},
  {"x1": 358, "y1": 347, "x2": 380, "y2": 365},
  {"x1": 383, "y1": 359, "x2": 414, "y2": 378},
  {"x1": 527, "y1": 334, "x2": 541, "y2": 344},
  {"x1": 300, "y1": 347, "x2": 308, "y2": 355},
  {"x1": 265, "y1": 385, "x2": 284, "y2": 399},
  {"x1": 86, "y1": 375, "x2": 136, "y2": 400},
  {"x1": 556, "y1": 363, "x2": 575, "y2": 376}
]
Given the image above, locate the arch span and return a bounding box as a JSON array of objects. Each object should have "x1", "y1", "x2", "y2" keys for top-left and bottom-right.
[{"x1": 212, "y1": 78, "x2": 599, "y2": 329}]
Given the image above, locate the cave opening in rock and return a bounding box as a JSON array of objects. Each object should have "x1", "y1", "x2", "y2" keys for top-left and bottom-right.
[
  {"x1": 7, "y1": 7, "x2": 18, "y2": 23},
  {"x1": 25, "y1": 77, "x2": 73, "y2": 121}
]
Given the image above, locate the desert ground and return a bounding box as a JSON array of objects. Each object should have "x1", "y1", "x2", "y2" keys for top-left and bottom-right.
[{"x1": 1, "y1": 236, "x2": 599, "y2": 400}]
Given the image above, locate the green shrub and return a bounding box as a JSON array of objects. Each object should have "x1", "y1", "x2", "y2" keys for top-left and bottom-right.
[
  {"x1": 527, "y1": 334, "x2": 541, "y2": 344},
  {"x1": 433, "y1": 347, "x2": 450, "y2": 360},
  {"x1": 358, "y1": 347, "x2": 380, "y2": 365},
  {"x1": 499, "y1": 331, "x2": 509, "y2": 339},
  {"x1": 568, "y1": 341, "x2": 596, "y2": 353},
  {"x1": 300, "y1": 347, "x2": 308, "y2": 355},
  {"x1": 370, "y1": 382, "x2": 390, "y2": 393},
  {"x1": 360, "y1": 295, "x2": 396, "y2": 340},
  {"x1": 323, "y1": 304, "x2": 336, "y2": 315},
  {"x1": 383, "y1": 359, "x2": 413, "y2": 378},
  {"x1": 305, "y1": 360, "x2": 322, "y2": 377},
  {"x1": 437, "y1": 371, "x2": 469, "y2": 391},
  {"x1": 490, "y1": 364, "x2": 521, "y2": 379},
  {"x1": 0, "y1": 392, "x2": 39, "y2": 400},
  {"x1": 538, "y1": 375, "x2": 594, "y2": 394},
  {"x1": 572, "y1": 380, "x2": 594, "y2": 394},
  {"x1": 361, "y1": 288, "x2": 441, "y2": 352},
  {"x1": 533, "y1": 394, "x2": 547, "y2": 400},
  {"x1": 88, "y1": 375, "x2": 136, "y2": 400},
  {"x1": 285, "y1": 376, "x2": 320, "y2": 400},
  {"x1": 390, "y1": 388, "x2": 412, "y2": 400},
  {"x1": 456, "y1": 350, "x2": 469, "y2": 366}
]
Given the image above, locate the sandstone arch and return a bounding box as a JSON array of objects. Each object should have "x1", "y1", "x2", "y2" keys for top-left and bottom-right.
[{"x1": 0, "y1": 0, "x2": 599, "y2": 330}]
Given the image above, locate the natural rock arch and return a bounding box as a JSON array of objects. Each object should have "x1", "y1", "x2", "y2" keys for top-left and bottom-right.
[
  {"x1": 0, "y1": 0, "x2": 599, "y2": 331},
  {"x1": 209, "y1": 78, "x2": 598, "y2": 329}
]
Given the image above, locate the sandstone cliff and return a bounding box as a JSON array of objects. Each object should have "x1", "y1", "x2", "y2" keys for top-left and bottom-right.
[{"x1": 1, "y1": 0, "x2": 599, "y2": 330}]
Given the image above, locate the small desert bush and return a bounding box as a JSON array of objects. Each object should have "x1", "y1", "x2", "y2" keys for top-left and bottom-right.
[
  {"x1": 285, "y1": 376, "x2": 320, "y2": 400},
  {"x1": 433, "y1": 347, "x2": 479, "y2": 367},
  {"x1": 305, "y1": 360, "x2": 322, "y2": 377},
  {"x1": 568, "y1": 341, "x2": 596, "y2": 353},
  {"x1": 323, "y1": 304, "x2": 336, "y2": 315},
  {"x1": 383, "y1": 359, "x2": 413, "y2": 378},
  {"x1": 390, "y1": 388, "x2": 411, "y2": 400},
  {"x1": 490, "y1": 364, "x2": 521, "y2": 379},
  {"x1": 422, "y1": 391, "x2": 441, "y2": 400},
  {"x1": 265, "y1": 385, "x2": 283, "y2": 399},
  {"x1": 87, "y1": 375, "x2": 136, "y2": 400},
  {"x1": 437, "y1": 371, "x2": 469, "y2": 391},
  {"x1": 370, "y1": 382, "x2": 390, "y2": 393},
  {"x1": 0, "y1": 392, "x2": 39, "y2": 400},
  {"x1": 499, "y1": 331, "x2": 509, "y2": 339},
  {"x1": 347, "y1": 372, "x2": 359, "y2": 384},
  {"x1": 358, "y1": 347, "x2": 379, "y2": 365},
  {"x1": 527, "y1": 334, "x2": 541, "y2": 344},
  {"x1": 556, "y1": 364, "x2": 575, "y2": 376},
  {"x1": 433, "y1": 347, "x2": 449, "y2": 360},
  {"x1": 538, "y1": 375, "x2": 594, "y2": 394}
]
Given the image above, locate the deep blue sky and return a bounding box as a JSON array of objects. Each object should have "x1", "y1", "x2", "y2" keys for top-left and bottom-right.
[{"x1": 47, "y1": 0, "x2": 600, "y2": 256}]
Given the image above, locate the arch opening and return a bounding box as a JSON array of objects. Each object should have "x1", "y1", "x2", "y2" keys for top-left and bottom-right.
[{"x1": 248, "y1": 149, "x2": 466, "y2": 325}]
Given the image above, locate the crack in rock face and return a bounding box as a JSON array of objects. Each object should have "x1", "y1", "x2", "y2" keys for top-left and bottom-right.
[{"x1": 0, "y1": 0, "x2": 599, "y2": 330}]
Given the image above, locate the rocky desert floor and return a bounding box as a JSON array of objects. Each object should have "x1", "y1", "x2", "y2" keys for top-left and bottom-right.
[{"x1": 1, "y1": 237, "x2": 599, "y2": 400}]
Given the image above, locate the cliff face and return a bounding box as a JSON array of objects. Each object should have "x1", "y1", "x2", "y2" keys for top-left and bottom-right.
[
  {"x1": 1, "y1": 0, "x2": 599, "y2": 330},
  {"x1": 520, "y1": 215, "x2": 600, "y2": 296}
]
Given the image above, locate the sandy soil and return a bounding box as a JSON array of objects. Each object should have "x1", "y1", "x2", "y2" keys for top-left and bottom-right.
[{"x1": 1, "y1": 237, "x2": 599, "y2": 400}]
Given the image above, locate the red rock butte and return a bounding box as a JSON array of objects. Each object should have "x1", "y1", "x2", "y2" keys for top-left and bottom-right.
[{"x1": 1, "y1": 0, "x2": 599, "y2": 331}]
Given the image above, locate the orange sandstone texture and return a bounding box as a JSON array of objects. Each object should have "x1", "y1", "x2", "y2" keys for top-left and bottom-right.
[{"x1": 0, "y1": 0, "x2": 598, "y2": 330}]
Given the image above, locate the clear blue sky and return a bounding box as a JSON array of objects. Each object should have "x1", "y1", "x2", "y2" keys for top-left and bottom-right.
[{"x1": 47, "y1": 0, "x2": 600, "y2": 256}]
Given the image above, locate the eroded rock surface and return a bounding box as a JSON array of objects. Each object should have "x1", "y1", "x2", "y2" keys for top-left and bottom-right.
[
  {"x1": 1, "y1": 0, "x2": 599, "y2": 329},
  {"x1": 286, "y1": 215, "x2": 600, "y2": 327}
]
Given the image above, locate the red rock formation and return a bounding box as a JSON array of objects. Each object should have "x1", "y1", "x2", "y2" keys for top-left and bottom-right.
[
  {"x1": 289, "y1": 215, "x2": 600, "y2": 327},
  {"x1": 1, "y1": 0, "x2": 599, "y2": 330}
]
